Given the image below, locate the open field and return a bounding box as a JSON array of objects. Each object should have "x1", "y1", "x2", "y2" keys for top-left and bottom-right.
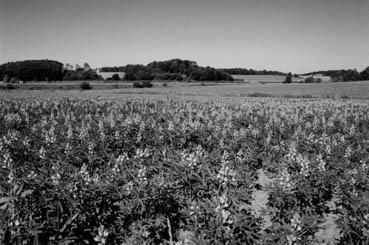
[
  {"x1": 232, "y1": 74, "x2": 332, "y2": 83},
  {"x1": 1, "y1": 80, "x2": 369, "y2": 99},
  {"x1": 232, "y1": 74, "x2": 304, "y2": 83},
  {"x1": 1, "y1": 94, "x2": 368, "y2": 244},
  {"x1": 0, "y1": 81, "x2": 131, "y2": 90}
]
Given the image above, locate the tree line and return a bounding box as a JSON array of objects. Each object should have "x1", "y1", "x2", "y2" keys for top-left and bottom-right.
[
  {"x1": 1, "y1": 59, "x2": 234, "y2": 82},
  {"x1": 0, "y1": 60, "x2": 101, "y2": 82},
  {"x1": 2, "y1": 59, "x2": 368, "y2": 83},
  {"x1": 219, "y1": 68, "x2": 286, "y2": 76},
  {"x1": 0, "y1": 60, "x2": 64, "y2": 82},
  {"x1": 302, "y1": 67, "x2": 369, "y2": 82},
  {"x1": 122, "y1": 59, "x2": 234, "y2": 81}
]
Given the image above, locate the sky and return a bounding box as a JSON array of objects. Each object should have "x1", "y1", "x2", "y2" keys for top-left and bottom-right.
[{"x1": 0, "y1": 0, "x2": 368, "y2": 73}]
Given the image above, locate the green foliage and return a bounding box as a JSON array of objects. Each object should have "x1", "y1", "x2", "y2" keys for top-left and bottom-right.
[
  {"x1": 190, "y1": 66, "x2": 233, "y2": 81},
  {"x1": 123, "y1": 59, "x2": 233, "y2": 82},
  {"x1": 283, "y1": 72, "x2": 292, "y2": 84},
  {"x1": 3, "y1": 74, "x2": 10, "y2": 83},
  {"x1": 63, "y1": 70, "x2": 101, "y2": 81},
  {"x1": 80, "y1": 81, "x2": 92, "y2": 90},
  {"x1": 220, "y1": 68, "x2": 286, "y2": 76},
  {"x1": 0, "y1": 83, "x2": 18, "y2": 90},
  {"x1": 100, "y1": 66, "x2": 126, "y2": 72},
  {"x1": 303, "y1": 67, "x2": 369, "y2": 82},
  {"x1": 125, "y1": 65, "x2": 154, "y2": 81},
  {"x1": 153, "y1": 72, "x2": 183, "y2": 81},
  {"x1": 359, "y1": 66, "x2": 369, "y2": 81},
  {"x1": 133, "y1": 81, "x2": 153, "y2": 88},
  {"x1": 304, "y1": 76, "x2": 322, "y2": 83},
  {"x1": 111, "y1": 74, "x2": 120, "y2": 81},
  {"x1": 0, "y1": 90, "x2": 369, "y2": 244},
  {"x1": 0, "y1": 60, "x2": 64, "y2": 82}
]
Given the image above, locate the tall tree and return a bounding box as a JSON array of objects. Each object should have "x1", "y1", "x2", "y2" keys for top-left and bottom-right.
[{"x1": 84, "y1": 63, "x2": 91, "y2": 71}]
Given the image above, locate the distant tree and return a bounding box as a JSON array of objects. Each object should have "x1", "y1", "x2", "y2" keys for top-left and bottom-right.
[
  {"x1": 75, "y1": 64, "x2": 82, "y2": 71},
  {"x1": 219, "y1": 68, "x2": 285, "y2": 76},
  {"x1": 100, "y1": 66, "x2": 126, "y2": 72},
  {"x1": 342, "y1": 69, "x2": 360, "y2": 81},
  {"x1": 283, "y1": 72, "x2": 292, "y2": 84},
  {"x1": 84, "y1": 63, "x2": 91, "y2": 71},
  {"x1": 304, "y1": 76, "x2": 315, "y2": 83},
  {"x1": 80, "y1": 81, "x2": 92, "y2": 90},
  {"x1": 133, "y1": 81, "x2": 153, "y2": 88},
  {"x1": 359, "y1": 66, "x2": 369, "y2": 81},
  {"x1": 63, "y1": 69, "x2": 101, "y2": 81},
  {"x1": 9, "y1": 77, "x2": 19, "y2": 84},
  {"x1": 331, "y1": 76, "x2": 344, "y2": 83},
  {"x1": 111, "y1": 74, "x2": 120, "y2": 81},
  {"x1": 64, "y1": 63, "x2": 72, "y2": 70},
  {"x1": 3, "y1": 74, "x2": 10, "y2": 83}
]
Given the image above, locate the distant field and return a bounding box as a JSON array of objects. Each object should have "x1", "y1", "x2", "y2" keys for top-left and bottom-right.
[
  {"x1": 1, "y1": 80, "x2": 369, "y2": 99},
  {"x1": 0, "y1": 81, "x2": 131, "y2": 90},
  {"x1": 232, "y1": 74, "x2": 303, "y2": 83},
  {"x1": 232, "y1": 74, "x2": 332, "y2": 83}
]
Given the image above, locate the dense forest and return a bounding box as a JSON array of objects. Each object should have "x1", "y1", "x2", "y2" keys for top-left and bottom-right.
[
  {"x1": 0, "y1": 60, "x2": 64, "y2": 82},
  {"x1": 100, "y1": 65, "x2": 287, "y2": 77},
  {"x1": 0, "y1": 60, "x2": 102, "y2": 82},
  {"x1": 113, "y1": 59, "x2": 234, "y2": 81},
  {"x1": 219, "y1": 68, "x2": 286, "y2": 76},
  {"x1": 99, "y1": 66, "x2": 126, "y2": 72}
]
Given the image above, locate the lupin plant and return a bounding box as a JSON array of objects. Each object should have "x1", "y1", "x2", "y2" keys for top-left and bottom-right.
[{"x1": 0, "y1": 96, "x2": 368, "y2": 244}]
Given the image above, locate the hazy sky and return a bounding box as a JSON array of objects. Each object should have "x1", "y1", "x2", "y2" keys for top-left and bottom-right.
[{"x1": 0, "y1": 0, "x2": 368, "y2": 73}]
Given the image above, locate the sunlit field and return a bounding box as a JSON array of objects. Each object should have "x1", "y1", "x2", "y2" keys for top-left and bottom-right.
[
  {"x1": 1, "y1": 87, "x2": 369, "y2": 244},
  {"x1": 232, "y1": 75, "x2": 304, "y2": 83},
  {"x1": 1, "y1": 80, "x2": 369, "y2": 99}
]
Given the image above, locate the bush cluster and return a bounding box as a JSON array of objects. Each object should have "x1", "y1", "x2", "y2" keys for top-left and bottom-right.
[
  {"x1": 304, "y1": 76, "x2": 322, "y2": 83},
  {"x1": 132, "y1": 81, "x2": 153, "y2": 88},
  {"x1": 79, "y1": 81, "x2": 92, "y2": 90}
]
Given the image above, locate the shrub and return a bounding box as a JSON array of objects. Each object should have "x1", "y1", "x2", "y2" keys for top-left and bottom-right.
[
  {"x1": 133, "y1": 81, "x2": 153, "y2": 88},
  {"x1": 304, "y1": 76, "x2": 322, "y2": 83},
  {"x1": 6, "y1": 83, "x2": 17, "y2": 89},
  {"x1": 63, "y1": 70, "x2": 102, "y2": 81},
  {"x1": 133, "y1": 82, "x2": 144, "y2": 88},
  {"x1": 304, "y1": 76, "x2": 315, "y2": 83},
  {"x1": 112, "y1": 74, "x2": 120, "y2": 81},
  {"x1": 9, "y1": 77, "x2": 19, "y2": 84},
  {"x1": 80, "y1": 81, "x2": 92, "y2": 90},
  {"x1": 331, "y1": 76, "x2": 344, "y2": 82},
  {"x1": 3, "y1": 74, "x2": 10, "y2": 83},
  {"x1": 283, "y1": 72, "x2": 292, "y2": 84},
  {"x1": 0, "y1": 83, "x2": 17, "y2": 90},
  {"x1": 247, "y1": 92, "x2": 273, "y2": 97}
]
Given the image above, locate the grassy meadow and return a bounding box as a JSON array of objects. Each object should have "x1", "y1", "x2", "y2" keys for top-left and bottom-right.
[
  {"x1": 1, "y1": 80, "x2": 369, "y2": 99},
  {"x1": 232, "y1": 74, "x2": 304, "y2": 83}
]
